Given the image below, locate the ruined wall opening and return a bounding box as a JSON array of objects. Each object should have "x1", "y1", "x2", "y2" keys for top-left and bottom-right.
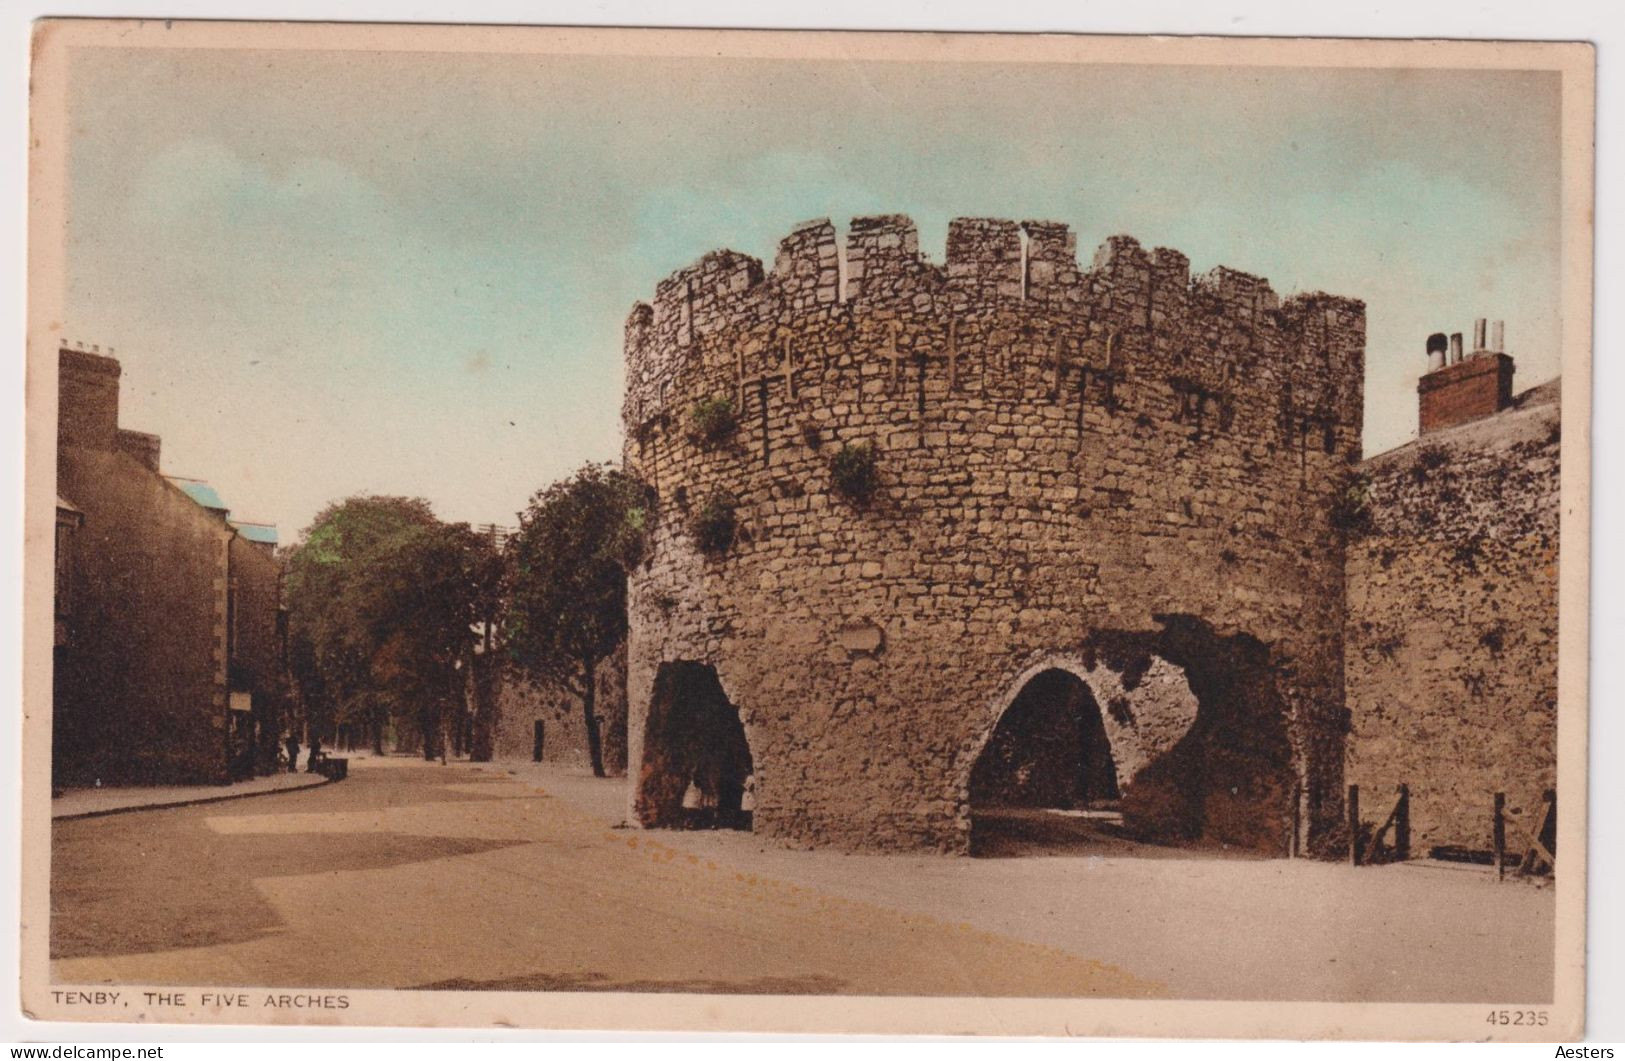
[
  {"x1": 1111, "y1": 618, "x2": 1301, "y2": 855},
  {"x1": 968, "y1": 619, "x2": 1303, "y2": 858},
  {"x1": 968, "y1": 669, "x2": 1121, "y2": 854},
  {"x1": 634, "y1": 661, "x2": 754, "y2": 831}
]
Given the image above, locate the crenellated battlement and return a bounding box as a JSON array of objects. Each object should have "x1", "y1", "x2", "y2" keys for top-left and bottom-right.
[{"x1": 622, "y1": 214, "x2": 1365, "y2": 456}]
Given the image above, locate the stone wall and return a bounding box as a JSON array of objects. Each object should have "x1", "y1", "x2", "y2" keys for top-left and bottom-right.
[
  {"x1": 621, "y1": 215, "x2": 1365, "y2": 854},
  {"x1": 488, "y1": 648, "x2": 628, "y2": 774},
  {"x1": 1345, "y1": 381, "x2": 1560, "y2": 854}
]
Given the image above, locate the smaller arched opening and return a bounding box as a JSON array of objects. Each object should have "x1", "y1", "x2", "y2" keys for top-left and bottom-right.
[
  {"x1": 968, "y1": 620, "x2": 1305, "y2": 857},
  {"x1": 968, "y1": 668, "x2": 1121, "y2": 854},
  {"x1": 634, "y1": 661, "x2": 754, "y2": 831}
]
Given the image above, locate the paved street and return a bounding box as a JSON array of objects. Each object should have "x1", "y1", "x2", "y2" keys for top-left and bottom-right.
[{"x1": 51, "y1": 756, "x2": 1556, "y2": 1001}]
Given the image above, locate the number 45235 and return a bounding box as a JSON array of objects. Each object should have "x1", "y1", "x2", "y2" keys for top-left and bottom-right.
[{"x1": 1486, "y1": 1010, "x2": 1548, "y2": 1026}]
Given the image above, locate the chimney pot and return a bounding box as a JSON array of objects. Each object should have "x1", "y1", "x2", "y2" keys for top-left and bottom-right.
[
  {"x1": 1449, "y1": 332, "x2": 1464, "y2": 364},
  {"x1": 1425, "y1": 332, "x2": 1448, "y2": 373},
  {"x1": 1473, "y1": 318, "x2": 1488, "y2": 352}
]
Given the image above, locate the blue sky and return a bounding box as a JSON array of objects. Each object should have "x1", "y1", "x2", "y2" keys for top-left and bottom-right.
[{"x1": 64, "y1": 48, "x2": 1562, "y2": 539}]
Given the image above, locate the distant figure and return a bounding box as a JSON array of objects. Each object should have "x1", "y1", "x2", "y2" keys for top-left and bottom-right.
[
  {"x1": 285, "y1": 734, "x2": 300, "y2": 774},
  {"x1": 306, "y1": 737, "x2": 322, "y2": 773}
]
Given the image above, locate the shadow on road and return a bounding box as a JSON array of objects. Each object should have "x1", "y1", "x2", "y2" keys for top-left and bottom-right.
[{"x1": 51, "y1": 765, "x2": 530, "y2": 960}]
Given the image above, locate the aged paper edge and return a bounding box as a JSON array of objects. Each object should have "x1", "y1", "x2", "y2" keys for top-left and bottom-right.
[{"x1": 19, "y1": 18, "x2": 1597, "y2": 1040}]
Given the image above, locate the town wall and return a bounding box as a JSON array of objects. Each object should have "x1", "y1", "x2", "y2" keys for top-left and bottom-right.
[
  {"x1": 621, "y1": 215, "x2": 1365, "y2": 854},
  {"x1": 489, "y1": 649, "x2": 629, "y2": 774},
  {"x1": 1344, "y1": 381, "x2": 1560, "y2": 854}
]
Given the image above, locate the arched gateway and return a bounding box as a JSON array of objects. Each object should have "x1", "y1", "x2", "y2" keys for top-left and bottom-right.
[
  {"x1": 634, "y1": 662, "x2": 754, "y2": 831},
  {"x1": 622, "y1": 214, "x2": 1361, "y2": 854}
]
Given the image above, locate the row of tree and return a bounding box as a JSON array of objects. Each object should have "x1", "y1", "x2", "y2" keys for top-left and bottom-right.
[{"x1": 283, "y1": 464, "x2": 654, "y2": 776}]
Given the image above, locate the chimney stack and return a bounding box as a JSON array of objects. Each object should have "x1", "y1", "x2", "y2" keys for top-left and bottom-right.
[
  {"x1": 1426, "y1": 333, "x2": 1448, "y2": 373},
  {"x1": 1418, "y1": 319, "x2": 1516, "y2": 435}
]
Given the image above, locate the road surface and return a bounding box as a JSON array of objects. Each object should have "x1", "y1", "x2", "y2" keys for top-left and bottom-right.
[{"x1": 50, "y1": 756, "x2": 1555, "y2": 1001}]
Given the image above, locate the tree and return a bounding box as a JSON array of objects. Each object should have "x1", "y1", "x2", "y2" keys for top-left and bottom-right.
[
  {"x1": 505, "y1": 464, "x2": 653, "y2": 777},
  {"x1": 354, "y1": 520, "x2": 501, "y2": 760},
  {"x1": 284, "y1": 496, "x2": 500, "y2": 759}
]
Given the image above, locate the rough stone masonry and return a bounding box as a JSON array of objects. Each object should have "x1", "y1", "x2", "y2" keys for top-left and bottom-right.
[
  {"x1": 619, "y1": 215, "x2": 1366, "y2": 855},
  {"x1": 1344, "y1": 317, "x2": 1560, "y2": 857}
]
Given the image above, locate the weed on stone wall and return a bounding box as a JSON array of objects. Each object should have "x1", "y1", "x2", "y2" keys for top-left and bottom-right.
[
  {"x1": 1329, "y1": 473, "x2": 1373, "y2": 538},
  {"x1": 690, "y1": 490, "x2": 738, "y2": 554},
  {"x1": 830, "y1": 441, "x2": 880, "y2": 505},
  {"x1": 1412, "y1": 443, "x2": 1450, "y2": 484},
  {"x1": 688, "y1": 395, "x2": 738, "y2": 445}
]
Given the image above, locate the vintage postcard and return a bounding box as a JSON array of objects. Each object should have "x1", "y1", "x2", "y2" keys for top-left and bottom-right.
[{"x1": 21, "y1": 21, "x2": 1594, "y2": 1039}]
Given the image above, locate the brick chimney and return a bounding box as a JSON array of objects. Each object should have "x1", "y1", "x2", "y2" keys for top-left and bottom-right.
[
  {"x1": 1417, "y1": 318, "x2": 1515, "y2": 435},
  {"x1": 58, "y1": 346, "x2": 122, "y2": 452}
]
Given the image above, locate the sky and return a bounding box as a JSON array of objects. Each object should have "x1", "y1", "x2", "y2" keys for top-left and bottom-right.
[{"x1": 62, "y1": 46, "x2": 1563, "y2": 541}]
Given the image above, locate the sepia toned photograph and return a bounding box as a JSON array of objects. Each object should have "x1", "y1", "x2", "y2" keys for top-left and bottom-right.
[{"x1": 21, "y1": 20, "x2": 1594, "y2": 1039}]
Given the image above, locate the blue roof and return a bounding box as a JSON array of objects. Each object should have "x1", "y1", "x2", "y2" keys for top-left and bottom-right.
[
  {"x1": 230, "y1": 521, "x2": 279, "y2": 545},
  {"x1": 167, "y1": 477, "x2": 229, "y2": 514}
]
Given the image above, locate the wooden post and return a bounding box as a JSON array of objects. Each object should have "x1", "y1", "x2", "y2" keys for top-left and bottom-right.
[
  {"x1": 1493, "y1": 791, "x2": 1507, "y2": 882},
  {"x1": 1395, "y1": 783, "x2": 1411, "y2": 862},
  {"x1": 1347, "y1": 783, "x2": 1361, "y2": 867}
]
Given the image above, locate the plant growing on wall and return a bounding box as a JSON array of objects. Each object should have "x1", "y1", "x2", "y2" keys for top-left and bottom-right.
[
  {"x1": 1329, "y1": 473, "x2": 1372, "y2": 538},
  {"x1": 688, "y1": 395, "x2": 738, "y2": 445},
  {"x1": 830, "y1": 441, "x2": 880, "y2": 505},
  {"x1": 690, "y1": 490, "x2": 738, "y2": 554}
]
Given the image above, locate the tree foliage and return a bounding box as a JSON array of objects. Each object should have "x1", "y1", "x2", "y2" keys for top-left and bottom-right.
[
  {"x1": 505, "y1": 463, "x2": 653, "y2": 776},
  {"x1": 284, "y1": 495, "x2": 500, "y2": 758}
]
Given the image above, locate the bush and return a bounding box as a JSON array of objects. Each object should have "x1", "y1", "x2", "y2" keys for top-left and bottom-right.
[
  {"x1": 830, "y1": 442, "x2": 880, "y2": 504},
  {"x1": 688, "y1": 396, "x2": 738, "y2": 445},
  {"x1": 1329, "y1": 474, "x2": 1372, "y2": 538},
  {"x1": 690, "y1": 491, "x2": 738, "y2": 554}
]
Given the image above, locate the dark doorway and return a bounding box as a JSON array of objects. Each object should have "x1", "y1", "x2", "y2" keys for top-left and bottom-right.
[
  {"x1": 972, "y1": 669, "x2": 1118, "y2": 809},
  {"x1": 532, "y1": 720, "x2": 545, "y2": 763},
  {"x1": 634, "y1": 662, "x2": 754, "y2": 831},
  {"x1": 969, "y1": 668, "x2": 1121, "y2": 855}
]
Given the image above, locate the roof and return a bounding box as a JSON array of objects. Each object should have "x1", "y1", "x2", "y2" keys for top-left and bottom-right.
[
  {"x1": 229, "y1": 520, "x2": 279, "y2": 545},
  {"x1": 1361, "y1": 376, "x2": 1561, "y2": 472},
  {"x1": 166, "y1": 477, "x2": 229, "y2": 514}
]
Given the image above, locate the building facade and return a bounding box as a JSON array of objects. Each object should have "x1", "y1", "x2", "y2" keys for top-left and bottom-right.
[{"x1": 53, "y1": 346, "x2": 286, "y2": 787}]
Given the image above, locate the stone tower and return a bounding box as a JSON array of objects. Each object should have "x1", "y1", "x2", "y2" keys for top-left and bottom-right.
[{"x1": 622, "y1": 215, "x2": 1365, "y2": 854}]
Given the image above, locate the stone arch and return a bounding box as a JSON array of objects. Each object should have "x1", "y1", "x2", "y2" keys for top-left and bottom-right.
[
  {"x1": 969, "y1": 667, "x2": 1120, "y2": 811},
  {"x1": 633, "y1": 661, "x2": 756, "y2": 831},
  {"x1": 963, "y1": 618, "x2": 1300, "y2": 854}
]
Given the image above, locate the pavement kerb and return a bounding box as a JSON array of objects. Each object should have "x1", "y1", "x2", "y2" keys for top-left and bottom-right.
[{"x1": 52, "y1": 774, "x2": 335, "y2": 822}]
